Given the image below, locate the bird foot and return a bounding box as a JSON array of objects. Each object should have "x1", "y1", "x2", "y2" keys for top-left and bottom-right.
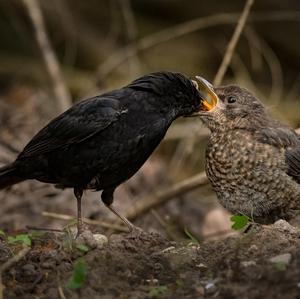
[
  {"x1": 75, "y1": 223, "x2": 90, "y2": 239},
  {"x1": 127, "y1": 225, "x2": 144, "y2": 239}
]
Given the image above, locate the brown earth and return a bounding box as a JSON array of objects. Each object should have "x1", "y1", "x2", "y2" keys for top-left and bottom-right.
[{"x1": 1, "y1": 220, "x2": 300, "y2": 299}]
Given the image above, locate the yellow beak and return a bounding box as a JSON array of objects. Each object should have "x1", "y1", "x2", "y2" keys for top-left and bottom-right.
[{"x1": 194, "y1": 76, "x2": 218, "y2": 111}]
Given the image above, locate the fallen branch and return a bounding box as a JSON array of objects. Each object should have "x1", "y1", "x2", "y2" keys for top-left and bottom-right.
[
  {"x1": 213, "y1": 0, "x2": 255, "y2": 85},
  {"x1": 22, "y1": 0, "x2": 72, "y2": 112},
  {"x1": 41, "y1": 211, "x2": 127, "y2": 232},
  {"x1": 125, "y1": 172, "x2": 208, "y2": 220}
]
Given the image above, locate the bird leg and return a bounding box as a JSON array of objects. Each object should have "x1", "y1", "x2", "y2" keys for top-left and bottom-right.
[
  {"x1": 105, "y1": 204, "x2": 135, "y2": 232},
  {"x1": 101, "y1": 188, "x2": 135, "y2": 232},
  {"x1": 74, "y1": 187, "x2": 84, "y2": 237}
]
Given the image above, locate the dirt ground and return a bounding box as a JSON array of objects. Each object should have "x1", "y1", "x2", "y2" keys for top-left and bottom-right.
[{"x1": 1, "y1": 220, "x2": 300, "y2": 299}]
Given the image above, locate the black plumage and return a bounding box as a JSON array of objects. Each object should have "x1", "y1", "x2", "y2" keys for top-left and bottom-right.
[{"x1": 0, "y1": 71, "x2": 203, "y2": 233}]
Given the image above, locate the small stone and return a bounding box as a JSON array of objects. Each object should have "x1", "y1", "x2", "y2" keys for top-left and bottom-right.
[
  {"x1": 196, "y1": 263, "x2": 208, "y2": 270},
  {"x1": 241, "y1": 261, "x2": 256, "y2": 267},
  {"x1": 269, "y1": 253, "x2": 292, "y2": 265},
  {"x1": 273, "y1": 220, "x2": 299, "y2": 234},
  {"x1": 161, "y1": 246, "x2": 175, "y2": 253},
  {"x1": 146, "y1": 278, "x2": 159, "y2": 285},
  {"x1": 76, "y1": 230, "x2": 107, "y2": 249},
  {"x1": 93, "y1": 234, "x2": 108, "y2": 248},
  {"x1": 205, "y1": 282, "x2": 217, "y2": 295},
  {"x1": 248, "y1": 245, "x2": 258, "y2": 253}
]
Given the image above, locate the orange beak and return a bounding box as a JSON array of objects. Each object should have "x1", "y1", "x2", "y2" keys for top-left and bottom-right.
[{"x1": 192, "y1": 76, "x2": 218, "y2": 112}]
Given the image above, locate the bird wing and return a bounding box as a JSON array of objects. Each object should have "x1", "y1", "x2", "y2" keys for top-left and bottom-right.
[
  {"x1": 286, "y1": 138, "x2": 300, "y2": 184},
  {"x1": 18, "y1": 96, "x2": 126, "y2": 158},
  {"x1": 257, "y1": 126, "x2": 300, "y2": 183}
]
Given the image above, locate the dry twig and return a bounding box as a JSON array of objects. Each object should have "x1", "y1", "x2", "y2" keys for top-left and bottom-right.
[
  {"x1": 22, "y1": 0, "x2": 72, "y2": 112},
  {"x1": 213, "y1": 0, "x2": 255, "y2": 85},
  {"x1": 125, "y1": 172, "x2": 208, "y2": 220},
  {"x1": 57, "y1": 285, "x2": 67, "y2": 299}
]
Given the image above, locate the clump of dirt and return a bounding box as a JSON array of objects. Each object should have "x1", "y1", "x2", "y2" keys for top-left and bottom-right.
[{"x1": 1, "y1": 220, "x2": 300, "y2": 299}]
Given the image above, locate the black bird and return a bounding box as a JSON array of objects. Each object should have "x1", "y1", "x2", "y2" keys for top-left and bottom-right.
[
  {"x1": 194, "y1": 76, "x2": 300, "y2": 223},
  {"x1": 0, "y1": 72, "x2": 204, "y2": 234}
]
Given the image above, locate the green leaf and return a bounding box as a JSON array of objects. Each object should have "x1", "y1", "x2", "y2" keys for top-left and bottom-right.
[
  {"x1": 230, "y1": 215, "x2": 250, "y2": 230},
  {"x1": 7, "y1": 234, "x2": 32, "y2": 246},
  {"x1": 15, "y1": 234, "x2": 32, "y2": 246},
  {"x1": 148, "y1": 285, "x2": 168, "y2": 297},
  {"x1": 0, "y1": 230, "x2": 5, "y2": 236},
  {"x1": 184, "y1": 227, "x2": 199, "y2": 244},
  {"x1": 76, "y1": 244, "x2": 90, "y2": 252},
  {"x1": 67, "y1": 259, "x2": 88, "y2": 289}
]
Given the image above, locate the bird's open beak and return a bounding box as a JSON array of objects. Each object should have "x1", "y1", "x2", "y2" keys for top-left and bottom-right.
[{"x1": 191, "y1": 76, "x2": 219, "y2": 115}]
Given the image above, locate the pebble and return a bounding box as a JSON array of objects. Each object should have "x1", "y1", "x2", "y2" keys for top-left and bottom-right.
[
  {"x1": 205, "y1": 282, "x2": 217, "y2": 294},
  {"x1": 241, "y1": 261, "x2": 256, "y2": 267},
  {"x1": 161, "y1": 246, "x2": 176, "y2": 253},
  {"x1": 93, "y1": 234, "x2": 108, "y2": 248},
  {"x1": 196, "y1": 263, "x2": 208, "y2": 270},
  {"x1": 269, "y1": 253, "x2": 292, "y2": 265},
  {"x1": 248, "y1": 245, "x2": 258, "y2": 253},
  {"x1": 76, "y1": 230, "x2": 108, "y2": 249},
  {"x1": 273, "y1": 220, "x2": 299, "y2": 234}
]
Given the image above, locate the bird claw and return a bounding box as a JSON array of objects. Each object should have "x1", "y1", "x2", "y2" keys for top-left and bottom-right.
[
  {"x1": 127, "y1": 225, "x2": 144, "y2": 239},
  {"x1": 75, "y1": 223, "x2": 89, "y2": 239}
]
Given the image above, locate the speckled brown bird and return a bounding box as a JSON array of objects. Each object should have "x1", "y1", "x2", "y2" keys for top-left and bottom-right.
[{"x1": 194, "y1": 77, "x2": 300, "y2": 223}]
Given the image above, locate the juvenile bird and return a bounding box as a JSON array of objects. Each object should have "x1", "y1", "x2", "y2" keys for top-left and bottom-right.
[
  {"x1": 0, "y1": 72, "x2": 204, "y2": 234},
  {"x1": 195, "y1": 77, "x2": 300, "y2": 223}
]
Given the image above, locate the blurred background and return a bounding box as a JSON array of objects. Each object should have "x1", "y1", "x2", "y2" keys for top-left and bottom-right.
[{"x1": 0, "y1": 0, "x2": 299, "y2": 241}]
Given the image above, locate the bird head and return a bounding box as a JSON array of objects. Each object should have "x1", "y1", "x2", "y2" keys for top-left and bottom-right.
[
  {"x1": 191, "y1": 76, "x2": 267, "y2": 132},
  {"x1": 127, "y1": 71, "x2": 205, "y2": 118}
]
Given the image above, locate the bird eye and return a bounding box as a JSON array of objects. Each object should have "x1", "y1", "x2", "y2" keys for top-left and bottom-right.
[{"x1": 227, "y1": 96, "x2": 236, "y2": 104}]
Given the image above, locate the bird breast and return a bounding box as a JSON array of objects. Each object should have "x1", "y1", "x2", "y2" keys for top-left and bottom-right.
[{"x1": 205, "y1": 130, "x2": 290, "y2": 215}]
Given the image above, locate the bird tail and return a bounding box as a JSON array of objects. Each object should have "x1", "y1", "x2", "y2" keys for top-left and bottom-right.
[{"x1": 0, "y1": 163, "x2": 24, "y2": 189}]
